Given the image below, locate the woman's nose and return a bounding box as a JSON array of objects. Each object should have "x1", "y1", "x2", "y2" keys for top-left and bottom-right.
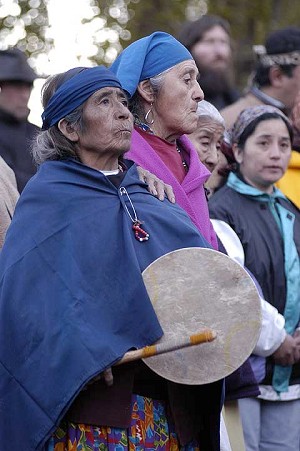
[
  {"x1": 206, "y1": 148, "x2": 219, "y2": 170},
  {"x1": 116, "y1": 103, "x2": 130, "y2": 119},
  {"x1": 214, "y1": 42, "x2": 230, "y2": 59},
  {"x1": 193, "y1": 81, "x2": 204, "y2": 102},
  {"x1": 269, "y1": 143, "x2": 281, "y2": 158}
]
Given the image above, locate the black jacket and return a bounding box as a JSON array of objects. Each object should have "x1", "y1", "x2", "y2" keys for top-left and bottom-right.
[
  {"x1": 209, "y1": 184, "x2": 300, "y2": 385},
  {"x1": 0, "y1": 108, "x2": 38, "y2": 192}
]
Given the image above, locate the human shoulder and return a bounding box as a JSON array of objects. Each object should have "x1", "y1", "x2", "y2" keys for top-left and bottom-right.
[
  {"x1": 209, "y1": 184, "x2": 247, "y2": 223},
  {"x1": 209, "y1": 183, "x2": 237, "y2": 205},
  {"x1": 0, "y1": 156, "x2": 18, "y2": 187},
  {"x1": 278, "y1": 193, "x2": 300, "y2": 216},
  {"x1": 220, "y1": 93, "x2": 262, "y2": 129},
  {"x1": 26, "y1": 120, "x2": 40, "y2": 133}
]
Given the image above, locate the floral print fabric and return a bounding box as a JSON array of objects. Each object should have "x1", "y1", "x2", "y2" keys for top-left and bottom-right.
[{"x1": 47, "y1": 394, "x2": 200, "y2": 451}]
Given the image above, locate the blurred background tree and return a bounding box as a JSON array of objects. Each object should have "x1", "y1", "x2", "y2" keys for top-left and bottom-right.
[
  {"x1": 207, "y1": 0, "x2": 300, "y2": 89},
  {"x1": 1, "y1": 0, "x2": 300, "y2": 88},
  {"x1": 0, "y1": 0, "x2": 51, "y2": 69}
]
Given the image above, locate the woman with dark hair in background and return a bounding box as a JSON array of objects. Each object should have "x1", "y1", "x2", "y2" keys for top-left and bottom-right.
[{"x1": 209, "y1": 105, "x2": 300, "y2": 451}]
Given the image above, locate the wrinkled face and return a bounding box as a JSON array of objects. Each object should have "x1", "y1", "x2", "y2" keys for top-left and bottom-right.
[
  {"x1": 153, "y1": 60, "x2": 204, "y2": 140},
  {"x1": 77, "y1": 87, "x2": 133, "y2": 161},
  {"x1": 191, "y1": 25, "x2": 231, "y2": 71},
  {"x1": 189, "y1": 117, "x2": 224, "y2": 171},
  {"x1": 0, "y1": 81, "x2": 32, "y2": 120},
  {"x1": 235, "y1": 118, "x2": 291, "y2": 193}
]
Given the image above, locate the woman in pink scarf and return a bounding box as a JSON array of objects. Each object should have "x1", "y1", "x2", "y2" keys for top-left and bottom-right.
[{"x1": 111, "y1": 32, "x2": 218, "y2": 249}]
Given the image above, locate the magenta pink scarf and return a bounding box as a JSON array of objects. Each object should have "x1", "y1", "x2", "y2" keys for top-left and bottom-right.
[{"x1": 126, "y1": 129, "x2": 218, "y2": 249}]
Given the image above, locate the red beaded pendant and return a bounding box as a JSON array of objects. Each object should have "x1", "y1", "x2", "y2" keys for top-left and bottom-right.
[{"x1": 132, "y1": 221, "x2": 149, "y2": 242}]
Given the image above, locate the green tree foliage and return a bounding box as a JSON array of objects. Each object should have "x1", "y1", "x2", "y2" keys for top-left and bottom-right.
[
  {"x1": 89, "y1": 0, "x2": 211, "y2": 65},
  {"x1": 0, "y1": 0, "x2": 51, "y2": 55},
  {"x1": 207, "y1": 0, "x2": 300, "y2": 87},
  {"x1": 208, "y1": 0, "x2": 300, "y2": 44},
  {"x1": 1, "y1": 0, "x2": 300, "y2": 84},
  {"x1": 0, "y1": 0, "x2": 198, "y2": 66},
  {"x1": 84, "y1": 0, "x2": 137, "y2": 65},
  {"x1": 125, "y1": 0, "x2": 190, "y2": 41}
]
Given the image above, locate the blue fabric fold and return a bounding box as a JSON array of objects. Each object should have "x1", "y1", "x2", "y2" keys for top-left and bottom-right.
[{"x1": 0, "y1": 158, "x2": 210, "y2": 450}]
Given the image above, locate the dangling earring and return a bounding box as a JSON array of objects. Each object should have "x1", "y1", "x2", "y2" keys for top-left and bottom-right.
[{"x1": 144, "y1": 102, "x2": 154, "y2": 125}]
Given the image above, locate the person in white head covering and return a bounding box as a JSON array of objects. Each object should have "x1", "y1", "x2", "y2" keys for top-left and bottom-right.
[
  {"x1": 188, "y1": 100, "x2": 225, "y2": 198},
  {"x1": 189, "y1": 100, "x2": 225, "y2": 173}
]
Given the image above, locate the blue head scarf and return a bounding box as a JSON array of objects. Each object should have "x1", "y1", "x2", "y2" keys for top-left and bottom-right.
[
  {"x1": 110, "y1": 31, "x2": 193, "y2": 97},
  {"x1": 42, "y1": 66, "x2": 122, "y2": 129}
]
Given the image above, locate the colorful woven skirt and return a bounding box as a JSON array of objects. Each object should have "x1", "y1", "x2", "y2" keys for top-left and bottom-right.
[{"x1": 47, "y1": 394, "x2": 200, "y2": 450}]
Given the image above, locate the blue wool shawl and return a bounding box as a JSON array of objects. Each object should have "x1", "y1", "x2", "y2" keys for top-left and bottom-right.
[{"x1": 0, "y1": 158, "x2": 210, "y2": 450}]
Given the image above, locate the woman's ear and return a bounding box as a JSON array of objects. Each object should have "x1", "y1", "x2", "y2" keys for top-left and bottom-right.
[
  {"x1": 232, "y1": 143, "x2": 243, "y2": 164},
  {"x1": 269, "y1": 65, "x2": 285, "y2": 88},
  {"x1": 137, "y1": 80, "x2": 155, "y2": 103},
  {"x1": 58, "y1": 119, "x2": 79, "y2": 142}
]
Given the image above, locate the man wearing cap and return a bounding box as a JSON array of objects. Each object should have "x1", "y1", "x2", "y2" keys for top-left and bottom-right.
[
  {"x1": 221, "y1": 27, "x2": 300, "y2": 128},
  {"x1": 0, "y1": 48, "x2": 38, "y2": 192},
  {"x1": 221, "y1": 27, "x2": 300, "y2": 207}
]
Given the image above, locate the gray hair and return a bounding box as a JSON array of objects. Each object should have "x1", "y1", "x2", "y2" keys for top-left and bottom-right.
[
  {"x1": 31, "y1": 73, "x2": 85, "y2": 165},
  {"x1": 129, "y1": 67, "x2": 171, "y2": 121},
  {"x1": 196, "y1": 100, "x2": 225, "y2": 127}
]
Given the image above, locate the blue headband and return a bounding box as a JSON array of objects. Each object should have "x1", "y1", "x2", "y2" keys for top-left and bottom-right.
[
  {"x1": 110, "y1": 31, "x2": 193, "y2": 97},
  {"x1": 42, "y1": 66, "x2": 122, "y2": 129}
]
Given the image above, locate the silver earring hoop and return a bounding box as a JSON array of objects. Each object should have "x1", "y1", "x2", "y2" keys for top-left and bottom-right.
[{"x1": 144, "y1": 103, "x2": 154, "y2": 125}]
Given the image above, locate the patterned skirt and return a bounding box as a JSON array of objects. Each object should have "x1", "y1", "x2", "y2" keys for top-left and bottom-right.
[{"x1": 47, "y1": 394, "x2": 200, "y2": 450}]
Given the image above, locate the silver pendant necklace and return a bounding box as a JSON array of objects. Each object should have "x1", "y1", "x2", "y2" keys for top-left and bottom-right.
[{"x1": 119, "y1": 186, "x2": 150, "y2": 242}]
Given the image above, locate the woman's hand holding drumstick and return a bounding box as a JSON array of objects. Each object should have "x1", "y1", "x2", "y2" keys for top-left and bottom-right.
[{"x1": 87, "y1": 329, "x2": 216, "y2": 388}]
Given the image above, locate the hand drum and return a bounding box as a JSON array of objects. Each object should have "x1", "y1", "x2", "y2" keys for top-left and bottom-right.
[{"x1": 141, "y1": 247, "x2": 261, "y2": 384}]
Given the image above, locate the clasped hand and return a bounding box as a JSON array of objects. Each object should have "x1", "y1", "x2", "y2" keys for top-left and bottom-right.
[
  {"x1": 83, "y1": 368, "x2": 114, "y2": 390},
  {"x1": 272, "y1": 330, "x2": 300, "y2": 366}
]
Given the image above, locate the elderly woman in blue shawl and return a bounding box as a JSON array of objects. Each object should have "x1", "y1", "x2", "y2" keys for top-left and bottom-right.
[{"x1": 0, "y1": 66, "x2": 223, "y2": 451}]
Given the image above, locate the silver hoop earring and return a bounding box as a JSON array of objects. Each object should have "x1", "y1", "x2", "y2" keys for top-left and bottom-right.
[{"x1": 144, "y1": 103, "x2": 154, "y2": 125}]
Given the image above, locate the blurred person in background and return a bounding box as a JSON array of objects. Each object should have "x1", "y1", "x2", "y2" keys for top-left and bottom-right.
[
  {"x1": 178, "y1": 15, "x2": 239, "y2": 110},
  {"x1": 0, "y1": 156, "x2": 19, "y2": 247},
  {"x1": 188, "y1": 99, "x2": 225, "y2": 198},
  {"x1": 209, "y1": 105, "x2": 300, "y2": 451},
  {"x1": 189, "y1": 101, "x2": 254, "y2": 451},
  {"x1": 0, "y1": 48, "x2": 38, "y2": 192},
  {"x1": 189, "y1": 101, "x2": 288, "y2": 451},
  {"x1": 221, "y1": 27, "x2": 300, "y2": 207}
]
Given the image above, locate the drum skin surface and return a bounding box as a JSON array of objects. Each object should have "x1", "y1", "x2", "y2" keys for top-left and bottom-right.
[{"x1": 142, "y1": 247, "x2": 261, "y2": 385}]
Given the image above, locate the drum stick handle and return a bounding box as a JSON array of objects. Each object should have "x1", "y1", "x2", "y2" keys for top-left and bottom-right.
[{"x1": 116, "y1": 329, "x2": 216, "y2": 366}]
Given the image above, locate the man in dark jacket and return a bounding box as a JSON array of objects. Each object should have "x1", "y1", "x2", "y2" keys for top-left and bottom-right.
[
  {"x1": 221, "y1": 27, "x2": 300, "y2": 207},
  {"x1": 0, "y1": 48, "x2": 39, "y2": 192}
]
